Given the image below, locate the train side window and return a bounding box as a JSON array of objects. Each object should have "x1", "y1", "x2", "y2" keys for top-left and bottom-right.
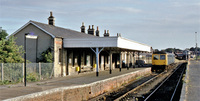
[
  {"x1": 160, "y1": 55, "x2": 165, "y2": 60},
  {"x1": 153, "y1": 55, "x2": 159, "y2": 60}
]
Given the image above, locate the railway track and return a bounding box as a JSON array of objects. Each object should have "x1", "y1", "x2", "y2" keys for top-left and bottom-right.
[
  {"x1": 88, "y1": 74, "x2": 157, "y2": 101},
  {"x1": 118, "y1": 63, "x2": 186, "y2": 101},
  {"x1": 143, "y1": 63, "x2": 187, "y2": 101},
  {"x1": 88, "y1": 63, "x2": 184, "y2": 101}
]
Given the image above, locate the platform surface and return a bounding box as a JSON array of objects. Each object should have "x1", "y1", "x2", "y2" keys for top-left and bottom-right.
[
  {"x1": 180, "y1": 60, "x2": 200, "y2": 101},
  {"x1": 0, "y1": 67, "x2": 149, "y2": 100}
]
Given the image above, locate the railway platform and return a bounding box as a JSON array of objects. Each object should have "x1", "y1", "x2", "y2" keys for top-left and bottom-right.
[
  {"x1": 0, "y1": 67, "x2": 151, "y2": 101},
  {"x1": 180, "y1": 60, "x2": 200, "y2": 101}
]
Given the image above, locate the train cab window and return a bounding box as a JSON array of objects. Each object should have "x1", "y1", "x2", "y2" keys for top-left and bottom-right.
[
  {"x1": 153, "y1": 55, "x2": 159, "y2": 60},
  {"x1": 160, "y1": 55, "x2": 166, "y2": 60}
]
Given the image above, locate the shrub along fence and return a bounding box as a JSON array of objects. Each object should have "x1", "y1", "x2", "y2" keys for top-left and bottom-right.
[{"x1": 0, "y1": 63, "x2": 54, "y2": 83}]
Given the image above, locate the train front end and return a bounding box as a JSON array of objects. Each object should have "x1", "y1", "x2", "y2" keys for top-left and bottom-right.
[{"x1": 152, "y1": 52, "x2": 168, "y2": 72}]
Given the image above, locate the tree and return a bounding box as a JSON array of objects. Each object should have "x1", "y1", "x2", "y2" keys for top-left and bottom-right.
[
  {"x1": 165, "y1": 48, "x2": 174, "y2": 53},
  {"x1": 39, "y1": 48, "x2": 53, "y2": 63},
  {"x1": 0, "y1": 33, "x2": 24, "y2": 63},
  {"x1": 154, "y1": 49, "x2": 159, "y2": 52},
  {"x1": 163, "y1": 48, "x2": 182, "y2": 53},
  {"x1": 0, "y1": 30, "x2": 8, "y2": 40},
  {"x1": 190, "y1": 47, "x2": 195, "y2": 51}
]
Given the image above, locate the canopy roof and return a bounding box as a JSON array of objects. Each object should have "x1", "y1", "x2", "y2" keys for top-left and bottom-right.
[{"x1": 64, "y1": 36, "x2": 151, "y2": 52}]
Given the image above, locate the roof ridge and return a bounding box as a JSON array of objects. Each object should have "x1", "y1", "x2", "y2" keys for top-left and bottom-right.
[
  {"x1": 30, "y1": 20, "x2": 96, "y2": 37},
  {"x1": 29, "y1": 20, "x2": 98, "y2": 38}
]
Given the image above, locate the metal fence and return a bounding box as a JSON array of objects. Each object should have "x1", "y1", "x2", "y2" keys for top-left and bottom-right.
[{"x1": 0, "y1": 63, "x2": 54, "y2": 82}]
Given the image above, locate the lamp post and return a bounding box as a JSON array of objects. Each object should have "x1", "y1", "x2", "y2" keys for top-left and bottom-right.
[
  {"x1": 24, "y1": 33, "x2": 38, "y2": 86},
  {"x1": 195, "y1": 32, "x2": 198, "y2": 61},
  {"x1": 185, "y1": 50, "x2": 188, "y2": 61}
]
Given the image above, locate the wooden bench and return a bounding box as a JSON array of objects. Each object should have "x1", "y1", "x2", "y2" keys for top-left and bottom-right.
[{"x1": 80, "y1": 66, "x2": 92, "y2": 72}]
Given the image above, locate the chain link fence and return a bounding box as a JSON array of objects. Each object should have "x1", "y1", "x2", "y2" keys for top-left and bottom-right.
[{"x1": 0, "y1": 63, "x2": 54, "y2": 82}]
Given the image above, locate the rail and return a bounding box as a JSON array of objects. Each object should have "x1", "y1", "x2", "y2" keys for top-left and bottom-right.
[
  {"x1": 89, "y1": 74, "x2": 156, "y2": 101},
  {"x1": 144, "y1": 63, "x2": 186, "y2": 101},
  {"x1": 170, "y1": 64, "x2": 185, "y2": 101},
  {"x1": 114, "y1": 72, "x2": 164, "y2": 101},
  {"x1": 89, "y1": 63, "x2": 182, "y2": 101}
]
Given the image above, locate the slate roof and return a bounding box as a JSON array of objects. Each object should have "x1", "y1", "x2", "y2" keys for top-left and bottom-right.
[{"x1": 30, "y1": 20, "x2": 98, "y2": 38}]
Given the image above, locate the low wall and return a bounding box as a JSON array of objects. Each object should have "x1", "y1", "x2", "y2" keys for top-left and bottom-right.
[{"x1": 5, "y1": 68, "x2": 151, "y2": 101}]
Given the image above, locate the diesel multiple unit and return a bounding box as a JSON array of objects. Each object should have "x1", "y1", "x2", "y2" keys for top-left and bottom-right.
[{"x1": 152, "y1": 51, "x2": 175, "y2": 72}]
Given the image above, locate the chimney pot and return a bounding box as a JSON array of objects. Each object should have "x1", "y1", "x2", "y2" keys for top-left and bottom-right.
[
  {"x1": 107, "y1": 30, "x2": 109, "y2": 34},
  {"x1": 50, "y1": 12, "x2": 53, "y2": 16}
]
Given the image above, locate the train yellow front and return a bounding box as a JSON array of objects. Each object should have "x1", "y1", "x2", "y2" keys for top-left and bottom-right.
[{"x1": 152, "y1": 51, "x2": 175, "y2": 72}]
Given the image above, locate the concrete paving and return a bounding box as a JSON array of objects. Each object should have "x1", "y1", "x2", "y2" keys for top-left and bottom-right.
[
  {"x1": 180, "y1": 60, "x2": 200, "y2": 101},
  {"x1": 0, "y1": 68, "x2": 149, "y2": 100}
]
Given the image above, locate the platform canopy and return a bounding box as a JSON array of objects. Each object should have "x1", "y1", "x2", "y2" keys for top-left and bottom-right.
[{"x1": 63, "y1": 36, "x2": 151, "y2": 52}]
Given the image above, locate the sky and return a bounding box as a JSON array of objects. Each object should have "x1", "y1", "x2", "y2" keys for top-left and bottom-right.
[{"x1": 0, "y1": 0, "x2": 200, "y2": 50}]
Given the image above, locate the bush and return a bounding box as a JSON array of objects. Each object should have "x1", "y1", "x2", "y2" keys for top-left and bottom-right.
[
  {"x1": 0, "y1": 80, "x2": 11, "y2": 85},
  {"x1": 39, "y1": 48, "x2": 53, "y2": 63},
  {"x1": 26, "y1": 73, "x2": 38, "y2": 82}
]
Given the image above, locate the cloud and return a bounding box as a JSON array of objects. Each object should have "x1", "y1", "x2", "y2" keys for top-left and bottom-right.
[
  {"x1": 0, "y1": 0, "x2": 200, "y2": 49},
  {"x1": 98, "y1": 7, "x2": 141, "y2": 14},
  {"x1": 171, "y1": 1, "x2": 200, "y2": 7}
]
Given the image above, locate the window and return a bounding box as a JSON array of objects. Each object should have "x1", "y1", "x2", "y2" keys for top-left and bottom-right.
[
  {"x1": 160, "y1": 55, "x2": 166, "y2": 60},
  {"x1": 59, "y1": 49, "x2": 62, "y2": 63},
  {"x1": 153, "y1": 55, "x2": 159, "y2": 60}
]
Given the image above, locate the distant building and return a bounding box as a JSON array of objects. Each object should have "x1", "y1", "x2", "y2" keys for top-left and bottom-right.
[{"x1": 12, "y1": 12, "x2": 151, "y2": 77}]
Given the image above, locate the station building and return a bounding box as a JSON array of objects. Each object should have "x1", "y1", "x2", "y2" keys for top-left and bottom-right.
[{"x1": 12, "y1": 12, "x2": 152, "y2": 77}]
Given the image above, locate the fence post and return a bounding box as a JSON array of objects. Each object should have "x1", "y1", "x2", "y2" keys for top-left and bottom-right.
[
  {"x1": 22, "y1": 63, "x2": 24, "y2": 82},
  {"x1": 39, "y1": 62, "x2": 41, "y2": 80},
  {"x1": 50, "y1": 63, "x2": 54, "y2": 78},
  {"x1": 1, "y1": 63, "x2": 3, "y2": 81}
]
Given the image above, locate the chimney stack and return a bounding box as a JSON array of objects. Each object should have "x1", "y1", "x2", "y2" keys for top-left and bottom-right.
[
  {"x1": 104, "y1": 30, "x2": 110, "y2": 37},
  {"x1": 88, "y1": 25, "x2": 95, "y2": 35},
  {"x1": 96, "y1": 26, "x2": 99, "y2": 36},
  {"x1": 80, "y1": 22, "x2": 85, "y2": 33},
  {"x1": 48, "y1": 11, "x2": 55, "y2": 25}
]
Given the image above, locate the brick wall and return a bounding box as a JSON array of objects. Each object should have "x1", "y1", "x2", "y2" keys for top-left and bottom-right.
[{"x1": 54, "y1": 38, "x2": 63, "y2": 77}]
